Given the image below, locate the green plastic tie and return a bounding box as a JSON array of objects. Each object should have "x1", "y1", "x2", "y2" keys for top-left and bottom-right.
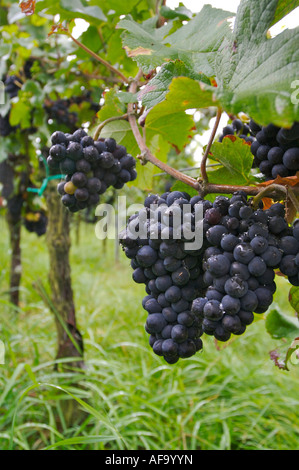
[
  {"x1": 26, "y1": 154, "x2": 66, "y2": 197},
  {"x1": 27, "y1": 175, "x2": 66, "y2": 197}
]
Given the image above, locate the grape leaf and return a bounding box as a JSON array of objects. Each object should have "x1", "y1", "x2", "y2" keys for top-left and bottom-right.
[
  {"x1": 266, "y1": 309, "x2": 299, "y2": 339},
  {"x1": 0, "y1": 40, "x2": 11, "y2": 54},
  {"x1": 35, "y1": 0, "x2": 107, "y2": 24},
  {"x1": 144, "y1": 76, "x2": 217, "y2": 151},
  {"x1": 118, "y1": 5, "x2": 235, "y2": 77},
  {"x1": 7, "y1": 3, "x2": 26, "y2": 23},
  {"x1": 269, "y1": 338, "x2": 299, "y2": 370},
  {"x1": 207, "y1": 167, "x2": 248, "y2": 186},
  {"x1": 215, "y1": 0, "x2": 299, "y2": 127},
  {"x1": 97, "y1": 89, "x2": 127, "y2": 122},
  {"x1": 98, "y1": 120, "x2": 138, "y2": 156},
  {"x1": 117, "y1": 15, "x2": 176, "y2": 73},
  {"x1": 271, "y1": 0, "x2": 299, "y2": 25},
  {"x1": 145, "y1": 102, "x2": 193, "y2": 150},
  {"x1": 289, "y1": 286, "x2": 299, "y2": 314},
  {"x1": 89, "y1": 0, "x2": 154, "y2": 16},
  {"x1": 160, "y1": 5, "x2": 194, "y2": 21},
  {"x1": 208, "y1": 137, "x2": 254, "y2": 184},
  {"x1": 0, "y1": 6, "x2": 8, "y2": 25},
  {"x1": 138, "y1": 60, "x2": 210, "y2": 109},
  {"x1": 10, "y1": 100, "x2": 32, "y2": 128},
  {"x1": 284, "y1": 337, "x2": 299, "y2": 370},
  {"x1": 163, "y1": 76, "x2": 217, "y2": 110},
  {"x1": 94, "y1": 0, "x2": 141, "y2": 15},
  {"x1": 60, "y1": 0, "x2": 106, "y2": 22}
]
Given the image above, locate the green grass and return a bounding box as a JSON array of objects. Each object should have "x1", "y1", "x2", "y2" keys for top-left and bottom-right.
[{"x1": 0, "y1": 216, "x2": 299, "y2": 450}]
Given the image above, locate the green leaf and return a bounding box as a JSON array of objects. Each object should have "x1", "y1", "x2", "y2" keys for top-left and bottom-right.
[
  {"x1": 9, "y1": 100, "x2": 31, "y2": 129},
  {"x1": 0, "y1": 41, "x2": 12, "y2": 60},
  {"x1": 60, "y1": 0, "x2": 107, "y2": 23},
  {"x1": 97, "y1": 89, "x2": 127, "y2": 122},
  {"x1": 22, "y1": 80, "x2": 44, "y2": 105},
  {"x1": 160, "y1": 5, "x2": 194, "y2": 21},
  {"x1": 271, "y1": 0, "x2": 299, "y2": 25},
  {"x1": 99, "y1": 120, "x2": 139, "y2": 157},
  {"x1": 207, "y1": 167, "x2": 245, "y2": 186},
  {"x1": 289, "y1": 285, "x2": 299, "y2": 313},
  {"x1": 165, "y1": 76, "x2": 217, "y2": 110},
  {"x1": 144, "y1": 76, "x2": 217, "y2": 151},
  {"x1": 145, "y1": 102, "x2": 193, "y2": 151},
  {"x1": 0, "y1": 6, "x2": 8, "y2": 26},
  {"x1": 117, "y1": 15, "x2": 174, "y2": 73},
  {"x1": 7, "y1": 4, "x2": 25, "y2": 24},
  {"x1": 284, "y1": 337, "x2": 299, "y2": 370},
  {"x1": 117, "y1": 91, "x2": 138, "y2": 104},
  {"x1": 118, "y1": 5, "x2": 235, "y2": 76},
  {"x1": 266, "y1": 309, "x2": 299, "y2": 339},
  {"x1": 208, "y1": 137, "x2": 254, "y2": 184},
  {"x1": 90, "y1": 0, "x2": 151, "y2": 16},
  {"x1": 215, "y1": 0, "x2": 299, "y2": 127},
  {"x1": 35, "y1": 0, "x2": 106, "y2": 25},
  {"x1": 138, "y1": 60, "x2": 210, "y2": 108}
]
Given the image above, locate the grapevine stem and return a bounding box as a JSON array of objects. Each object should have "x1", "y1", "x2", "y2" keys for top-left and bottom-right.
[
  {"x1": 153, "y1": 163, "x2": 222, "y2": 177},
  {"x1": 127, "y1": 70, "x2": 200, "y2": 190},
  {"x1": 67, "y1": 33, "x2": 128, "y2": 84},
  {"x1": 200, "y1": 107, "x2": 222, "y2": 183},
  {"x1": 251, "y1": 184, "x2": 287, "y2": 208},
  {"x1": 202, "y1": 182, "x2": 299, "y2": 201},
  {"x1": 93, "y1": 113, "x2": 135, "y2": 140},
  {"x1": 251, "y1": 184, "x2": 299, "y2": 216},
  {"x1": 287, "y1": 188, "x2": 299, "y2": 214}
]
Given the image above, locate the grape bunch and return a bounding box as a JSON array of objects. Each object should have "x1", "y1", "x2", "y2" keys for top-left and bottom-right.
[
  {"x1": 119, "y1": 191, "x2": 207, "y2": 364},
  {"x1": 120, "y1": 188, "x2": 299, "y2": 362},
  {"x1": 47, "y1": 128, "x2": 137, "y2": 213},
  {"x1": 43, "y1": 92, "x2": 100, "y2": 131},
  {"x1": 43, "y1": 98, "x2": 78, "y2": 130},
  {"x1": 23, "y1": 211, "x2": 48, "y2": 236},
  {"x1": 278, "y1": 219, "x2": 299, "y2": 287},
  {"x1": 0, "y1": 114, "x2": 16, "y2": 137},
  {"x1": 4, "y1": 75, "x2": 22, "y2": 99},
  {"x1": 249, "y1": 120, "x2": 299, "y2": 180},
  {"x1": 192, "y1": 192, "x2": 299, "y2": 342},
  {"x1": 0, "y1": 75, "x2": 21, "y2": 137},
  {"x1": 218, "y1": 118, "x2": 255, "y2": 144}
]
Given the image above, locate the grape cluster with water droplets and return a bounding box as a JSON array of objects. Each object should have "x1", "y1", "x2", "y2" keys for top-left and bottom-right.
[{"x1": 120, "y1": 189, "x2": 299, "y2": 363}]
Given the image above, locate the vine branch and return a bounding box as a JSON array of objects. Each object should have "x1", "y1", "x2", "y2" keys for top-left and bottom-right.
[
  {"x1": 93, "y1": 113, "x2": 135, "y2": 141},
  {"x1": 127, "y1": 70, "x2": 200, "y2": 191},
  {"x1": 251, "y1": 184, "x2": 299, "y2": 212},
  {"x1": 49, "y1": 25, "x2": 129, "y2": 84},
  {"x1": 200, "y1": 107, "x2": 222, "y2": 184},
  {"x1": 200, "y1": 182, "x2": 299, "y2": 201},
  {"x1": 69, "y1": 34, "x2": 128, "y2": 84}
]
